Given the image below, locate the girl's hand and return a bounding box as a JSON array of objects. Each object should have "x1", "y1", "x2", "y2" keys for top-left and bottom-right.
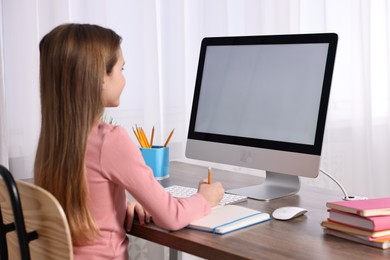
[
  {"x1": 125, "y1": 201, "x2": 151, "y2": 232},
  {"x1": 197, "y1": 179, "x2": 224, "y2": 207}
]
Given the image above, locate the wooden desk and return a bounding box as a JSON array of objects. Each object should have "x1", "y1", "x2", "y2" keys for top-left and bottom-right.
[{"x1": 129, "y1": 161, "x2": 389, "y2": 259}]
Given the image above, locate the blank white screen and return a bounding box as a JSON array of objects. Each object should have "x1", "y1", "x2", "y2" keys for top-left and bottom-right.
[{"x1": 194, "y1": 43, "x2": 329, "y2": 145}]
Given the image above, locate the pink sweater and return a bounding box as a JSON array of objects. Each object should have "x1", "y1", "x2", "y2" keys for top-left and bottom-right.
[{"x1": 73, "y1": 122, "x2": 211, "y2": 259}]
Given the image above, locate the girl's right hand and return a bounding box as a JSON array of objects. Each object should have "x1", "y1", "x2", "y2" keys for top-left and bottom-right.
[{"x1": 197, "y1": 179, "x2": 224, "y2": 207}]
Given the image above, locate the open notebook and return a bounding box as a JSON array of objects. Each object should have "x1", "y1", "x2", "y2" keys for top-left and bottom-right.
[{"x1": 188, "y1": 205, "x2": 271, "y2": 234}]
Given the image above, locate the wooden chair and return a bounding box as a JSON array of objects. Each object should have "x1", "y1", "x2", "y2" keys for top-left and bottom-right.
[{"x1": 0, "y1": 165, "x2": 73, "y2": 260}]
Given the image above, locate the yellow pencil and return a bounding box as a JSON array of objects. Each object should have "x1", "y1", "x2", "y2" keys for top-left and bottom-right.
[
  {"x1": 140, "y1": 128, "x2": 150, "y2": 148},
  {"x1": 135, "y1": 125, "x2": 141, "y2": 140},
  {"x1": 136, "y1": 126, "x2": 147, "y2": 148},
  {"x1": 150, "y1": 126, "x2": 155, "y2": 147},
  {"x1": 132, "y1": 127, "x2": 143, "y2": 147},
  {"x1": 208, "y1": 167, "x2": 212, "y2": 184},
  {"x1": 163, "y1": 128, "x2": 175, "y2": 147},
  {"x1": 136, "y1": 127, "x2": 145, "y2": 148}
]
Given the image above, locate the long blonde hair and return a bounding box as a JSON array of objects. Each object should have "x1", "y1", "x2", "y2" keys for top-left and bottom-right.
[{"x1": 34, "y1": 23, "x2": 121, "y2": 245}]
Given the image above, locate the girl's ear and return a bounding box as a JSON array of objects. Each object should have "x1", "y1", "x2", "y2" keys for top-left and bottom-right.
[{"x1": 102, "y1": 74, "x2": 109, "y2": 90}]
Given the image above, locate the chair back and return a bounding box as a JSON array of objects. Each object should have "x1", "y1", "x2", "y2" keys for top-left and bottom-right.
[{"x1": 0, "y1": 165, "x2": 73, "y2": 260}]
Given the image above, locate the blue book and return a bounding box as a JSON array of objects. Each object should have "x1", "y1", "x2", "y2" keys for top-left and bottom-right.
[{"x1": 187, "y1": 205, "x2": 271, "y2": 234}]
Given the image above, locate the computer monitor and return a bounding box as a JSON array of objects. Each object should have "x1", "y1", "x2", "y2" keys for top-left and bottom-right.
[{"x1": 185, "y1": 33, "x2": 338, "y2": 201}]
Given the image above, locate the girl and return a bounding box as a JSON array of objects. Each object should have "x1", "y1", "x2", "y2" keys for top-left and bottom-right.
[{"x1": 34, "y1": 23, "x2": 224, "y2": 259}]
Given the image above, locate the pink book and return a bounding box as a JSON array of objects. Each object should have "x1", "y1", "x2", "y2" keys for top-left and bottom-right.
[
  {"x1": 326, "y1": 197, "x2": 390, "y2": 217},
  {"x1": 328, "y1": 209, "x2": 390, "y2": 231}
]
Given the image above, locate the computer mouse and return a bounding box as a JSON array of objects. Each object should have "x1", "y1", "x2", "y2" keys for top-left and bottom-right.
[{"x1": 272, "y1": 206, "x2": 307, "y2": 221}]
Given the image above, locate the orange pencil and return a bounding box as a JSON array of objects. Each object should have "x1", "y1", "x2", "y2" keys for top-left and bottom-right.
[
  {"x1": 208, "y1": 167, "x2": 212, "y2": 184},
  {"x1": 163, "y1": 128, "x2": 175, "y2": 147}
]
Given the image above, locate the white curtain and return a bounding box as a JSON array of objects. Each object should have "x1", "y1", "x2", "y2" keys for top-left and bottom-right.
[
  {"x1": 0, "y1": 0, "x2": 7, "y2": 168},
  {"x1": 1, "y1": 0, "x2": 390, "y2": 195}
]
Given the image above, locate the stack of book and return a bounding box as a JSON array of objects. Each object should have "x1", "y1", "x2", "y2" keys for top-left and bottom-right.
[{"x1": 321, "y1": 197, "x2": 390, "y2": 249}]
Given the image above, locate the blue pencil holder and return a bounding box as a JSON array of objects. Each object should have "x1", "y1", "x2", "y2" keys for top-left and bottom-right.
[{"x1": 140, "y1": 146, "x2": 170, "y2": 180}]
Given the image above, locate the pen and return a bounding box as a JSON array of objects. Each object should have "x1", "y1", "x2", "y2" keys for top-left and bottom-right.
[
  {"x1": 163, "y1": 128, "x2": 175, "y2": 147},
  {"x1": 208, "y1": 167, "x2": 212, "y2": 184}
]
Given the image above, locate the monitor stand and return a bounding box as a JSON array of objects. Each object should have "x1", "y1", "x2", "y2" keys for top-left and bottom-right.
[{"x1": 226, "y1": 171, "x2": 300, "y2": 201}]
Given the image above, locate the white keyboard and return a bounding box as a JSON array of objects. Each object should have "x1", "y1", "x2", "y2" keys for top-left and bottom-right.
[{"x1": 165, "y1": 185, "x2": 247, "y2": 206}]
